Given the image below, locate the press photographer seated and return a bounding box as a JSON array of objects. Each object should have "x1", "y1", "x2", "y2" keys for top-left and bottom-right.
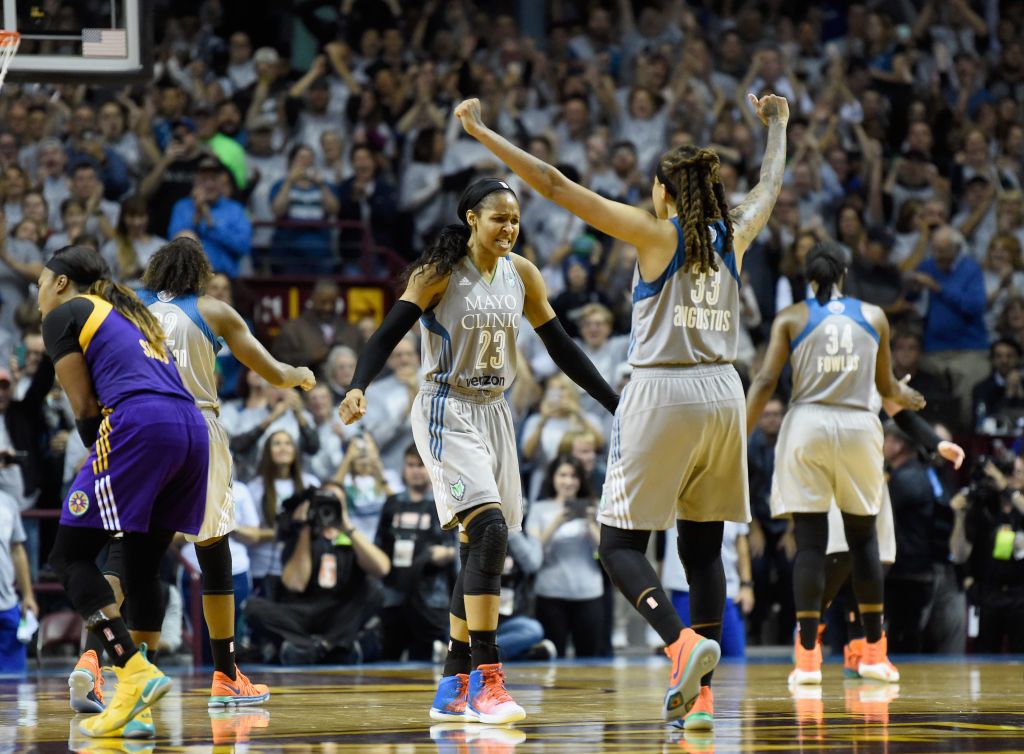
[
  {"x1": 950, "y1": 453, "x2": 1024, "y2": 653},
  {"x1": 244, "y1": 482, "x2": 389, "y2": 665}
]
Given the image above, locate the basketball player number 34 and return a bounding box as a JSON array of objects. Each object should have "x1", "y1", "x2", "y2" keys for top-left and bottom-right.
[{"x1": 475, "y1": 330, "x2": 507, "y2": 370}]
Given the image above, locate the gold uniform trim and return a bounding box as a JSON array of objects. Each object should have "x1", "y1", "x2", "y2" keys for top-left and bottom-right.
[
  {"x1": 91, "y1": 415, "x2": 113, "y2": 474},
  {"x1": 75, "y1": 295, "x2": 113, "y2": 353}
]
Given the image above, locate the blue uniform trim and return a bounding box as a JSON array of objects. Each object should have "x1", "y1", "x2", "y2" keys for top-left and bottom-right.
[
  {"x1": 790, "y1": 297, "x2": 880, "y2": 351},
  {"x1": 420, "y1": 312, "x2": 453, "y2": 462},
  {"x1": 631, "y1": 219, "x2": 736, "y2": 303},
  {"x1": 139, "y1": 289, "x2": 221, "y2": 353}
]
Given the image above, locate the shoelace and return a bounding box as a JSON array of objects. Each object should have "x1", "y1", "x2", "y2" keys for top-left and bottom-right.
[{"x1": 482, "y1": 669, "x2": 513, "y2": 704}]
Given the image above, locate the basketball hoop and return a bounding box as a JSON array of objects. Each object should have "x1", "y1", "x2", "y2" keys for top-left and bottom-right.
[{"x1": 0, "y1": 31, "x2": 21, "y2": 92}]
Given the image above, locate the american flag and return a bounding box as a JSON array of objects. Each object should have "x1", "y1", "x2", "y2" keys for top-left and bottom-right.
[{"x1": 81, "y1": 28, "x2": 127, "y2": 58}]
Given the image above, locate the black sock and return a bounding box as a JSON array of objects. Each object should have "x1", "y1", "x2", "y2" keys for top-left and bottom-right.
[
  {"x1": 860, "y1": 610, "x2": 883, "y2": 643},
  {"x1": 211, "y1": 638, "x2": 236, "y2": 679},
  {"x1": 693, "y1": 621, "x2": 722, "y2": 686},
  {"x1": 443, "y1": 638, "x2": 471, "y2": 677},
  {"x1": 92, "y1": 618, "x2": 137, "y2": 667},
  {"x1": 469, "y1": 630, "x2": 500, "y2": 667},
  {"x1": 798, "y1": 616, "x2": 821, "y2": 651},
  {"x1": 637, "y1": 587, "x2": 685, "y2": 645}
]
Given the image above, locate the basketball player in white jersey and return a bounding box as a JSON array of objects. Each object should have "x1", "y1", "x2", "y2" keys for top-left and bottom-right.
[
  {"x1": 68, "y1": 236, "x2": 315, "y2": 714},
  {"x1": 746, "y1": 242, "x2": 924, "y2": 687},
  {"x1": 338, "y1": 179, "x2": 618, "y2": 725},
  {"x1": 452, "y1": 93, "x2": 787, "y2": 729}
]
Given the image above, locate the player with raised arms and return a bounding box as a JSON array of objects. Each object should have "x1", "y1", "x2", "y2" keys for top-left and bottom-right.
[
  {"x1": 452, "y1": 93, "x2": 788, "y2": 729},
  {"x1": 338, "y1": 178, "x2": 619, "y2": 724}
]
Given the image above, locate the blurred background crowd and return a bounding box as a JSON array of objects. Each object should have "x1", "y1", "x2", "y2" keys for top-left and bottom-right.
[{"x1": 1, "y1": 0, "x2": 1023, "y2": 671}]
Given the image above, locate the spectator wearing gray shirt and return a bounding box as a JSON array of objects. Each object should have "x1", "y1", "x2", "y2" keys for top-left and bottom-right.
[
  {"x1": 0, "y1": 490, "x2": 36, "y2": 673},
  {"x1": 524, "y1": 455, "x2": 605, "y2": 658}
]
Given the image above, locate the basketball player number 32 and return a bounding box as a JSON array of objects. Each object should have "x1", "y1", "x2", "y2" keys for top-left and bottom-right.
[{"x1": 475, "y1": 330, "x2": 507, "y2": 370}]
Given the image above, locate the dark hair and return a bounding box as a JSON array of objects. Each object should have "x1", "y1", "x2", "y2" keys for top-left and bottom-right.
[
  {"x1": 656, "y1": 145, "x2": 734, "y2": 274},
  {"x1": 70, "y1": 161, "x2": 97, "y2": 177},
  {"x1": 256, "y1": 429, "x2": 304, "y2": 526},
  {"x1": 142, "y1": 236, "x2": 213, "y2": 295},
  {"x1": 50, "y1": 245, "x2": 167, "y2": 359},
  {"x1": 539, "y1": 453, "x2": 593, "y2": 500},
  {"x1": 990, "y1": 337, "x2": 1022, "y2": 359},
  {"x1": 412, "y1": 128, "x2": 441, "y2": 163},
  {"x1": 287, "y1": 143, "x2": 313, "y2": 166},
  {"x1": 804, "y1": 241, "x2": 848, "y2": 305},
  {"x1": 112, "y1": 195, "x2": 149, "y2": 279},
  {"x1": 398, "y1": 179, "x2": 517, "y2": 288},
  {"x1": 403, "y1": 442, "x2": 423, "y2": 461},
  {"x1": 60, "y1": 197, "x2": 88, "y2": 217}
]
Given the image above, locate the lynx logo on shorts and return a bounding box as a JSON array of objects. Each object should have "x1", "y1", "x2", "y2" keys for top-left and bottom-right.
[
  {"x1": 450, "y1": 477, "x2": 466, "y2": 502},
  {"x1": 68, "y1": 490, "x2": 90, "y2": 517}
]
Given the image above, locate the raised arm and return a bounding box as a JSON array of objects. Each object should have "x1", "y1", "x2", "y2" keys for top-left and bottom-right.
[
  {"x1": 453, "y1": 98, "x2": 675, "y2": 254},
  {"x1": 730, "y1": 94, "x2": 790, "y2": 260}
]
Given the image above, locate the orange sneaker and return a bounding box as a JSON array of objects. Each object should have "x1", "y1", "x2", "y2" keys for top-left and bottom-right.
[
  {"x1": 209, "y1": 666, "x2": 271, "y2": 707},
  {"x1": 858, "y1": 633, "x2": 899, "y2": 683},
  {"x1": 682, "y1": 686, "x2": 714, "y2": 730},
  {"x1": 465, "y1": 664, "x2": 525, "y2": 725},
  {"x1": 843, "y1": 638, "x2": 865, "y2": 678},
  {"x1": 209, "y1": 708, "x2": 270, "y2": 745},
  {"x1": 69, "y1": 650, "x2": 106, "y2": 713},
  {"x1": 664, "y1": 628, "x2": 721, "y2": 722},
  {"x1": 787, "y1": 636, "x2": 822, "y2": 686}
]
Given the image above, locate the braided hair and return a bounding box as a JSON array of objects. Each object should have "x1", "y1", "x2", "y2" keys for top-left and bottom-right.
[
  {"x1": 656, "y1": 146, "x2": 734, "y2": 274},
  {"x1": 803, "y1": 241, "x2": 848, "y2": 305}
]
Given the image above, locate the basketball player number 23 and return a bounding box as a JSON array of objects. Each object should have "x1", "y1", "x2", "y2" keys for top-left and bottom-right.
[
  {"x1": 475, "y1": 330, "x2": 506, "y2": 370},
  {"x1": 690, "y1": 268, "x2": 721, "y2": 306},
  {"x1": 825, "y1": 323, "x2": 854, "y2": 355}
]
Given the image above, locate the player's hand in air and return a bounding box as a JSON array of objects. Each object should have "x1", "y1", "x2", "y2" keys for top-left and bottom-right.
[
  {"x1": 338, "y1": 388, "x2": 367, "y2": 425},
  {"x1": 747, "y1": 92, "x2": 790, "y2": 126},
  {"x1": 294, "y1": 366, "x2": 316, "y2": 391},
  {"x1": 454, "y1": 98, "x2": 485, "y2": 136},
  {"x1": 938, "y1": 441, "x2": 965, "y2": 470}
]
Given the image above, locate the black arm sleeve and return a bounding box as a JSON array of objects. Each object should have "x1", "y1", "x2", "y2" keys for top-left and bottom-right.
[
  {"x1": 76, "y1": 416, "x2": 103, "y2": 446},
  {"x1": 41, "y1": 298, "x2": 95, "y2": 364},
  {"x1": 534, "y1": 317, "x2": 619, "y2": 415},
  {"x1": 349, "y1": 300, "x2": 424, "y2": 392},
  {"x1": 892, "y1": 410, "x2": 941, "y2": 454}
]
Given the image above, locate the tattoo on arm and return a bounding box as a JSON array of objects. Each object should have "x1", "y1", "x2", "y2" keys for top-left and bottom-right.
[{"x1": 730, "y1": 122, "x2": 787, "y2": 252}]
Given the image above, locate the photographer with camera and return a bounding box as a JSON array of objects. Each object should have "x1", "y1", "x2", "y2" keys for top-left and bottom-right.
[
  {"x1": 374, "y1": 443, "x2": 457, "y2": 661},
  {"x1": 244, "y1": 481, "x2": 389, "y2": 664},
  {"x1": 950, "y1": 453, "x2": 1024, "y2": 653},
  {"x1": 524, "y1": 454, "x2": 605, "y2": 658}
]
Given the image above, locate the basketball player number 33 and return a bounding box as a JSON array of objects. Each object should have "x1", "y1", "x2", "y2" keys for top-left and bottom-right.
[{"x1": 475, "y1": 330, "x2": 507, "y2": 370}]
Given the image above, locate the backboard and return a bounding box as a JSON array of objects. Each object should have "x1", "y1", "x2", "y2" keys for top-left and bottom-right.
[{"x1": 3, "y1": 0, "x2": 151, "y2": 83}]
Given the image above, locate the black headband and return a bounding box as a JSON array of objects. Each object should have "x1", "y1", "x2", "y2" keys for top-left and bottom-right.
[
  {"x1": 45, "y1": 256, "x2": 102, "y2": 287},
  {"x1": 655, "y1": 165, "x2": 676, "y2": 199},
  {"x1": 457, "y1": 179, "x2": 517, "y2": 226}
]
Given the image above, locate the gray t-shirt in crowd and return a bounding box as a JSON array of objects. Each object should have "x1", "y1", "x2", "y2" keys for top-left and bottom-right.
[
  {"x1": 525, "y1": 499, "x2": 603, "y2": 601},
  {"x1": 0, "y1": 491, "x2": 26, "y2": 612}
]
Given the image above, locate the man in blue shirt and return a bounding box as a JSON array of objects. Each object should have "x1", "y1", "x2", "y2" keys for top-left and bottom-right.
[
  {"x1": 168, "y1": 158, "x2": 252, "y2": 277},
  {"x1": 913, "y1": 225, "x2": 989, "y2": 428}
]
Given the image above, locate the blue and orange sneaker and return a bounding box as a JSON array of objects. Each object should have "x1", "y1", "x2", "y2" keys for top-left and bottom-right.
[
  {"x1": 663, "y1": 628, "x2": 720, "y2": 722},
  {"x1": 78, "y1": 647, "x2": 171, "y2": 738},
  {"x1": 682, "y1": 686, "x2": 714, "y2": 730},
  {"x1": 465, "y1": 664, "x2": 525, "y2": 725},
  {"x1": 69, "y1": 650, "x2": 106, "y2": 713},
  {"x1": 843, "y1": 638, "x2": 865, "y2": 679},
  {"x1": 209, "y1": 666, "x2": 270, "y2": 707},
  {"x1": 429, "y1": 673, "x2": 469, "y2": 721}
]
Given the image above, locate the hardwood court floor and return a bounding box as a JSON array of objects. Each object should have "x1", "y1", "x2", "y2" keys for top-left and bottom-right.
[{"x1": 5, "y1": 657, "x2": 1024, "y2": 753}]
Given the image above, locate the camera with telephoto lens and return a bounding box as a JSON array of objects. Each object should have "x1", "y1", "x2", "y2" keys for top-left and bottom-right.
[
  {"x1": 283, "y1": 487, "x2": 343, "y2": 537},
  {"x1": 966, "y1": 455, "x2": 1015, "y2": 514}
]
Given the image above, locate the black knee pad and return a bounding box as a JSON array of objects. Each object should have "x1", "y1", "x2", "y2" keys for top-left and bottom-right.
[
  {"x1": 195, "y1": 536, "x2": 235, "y2": 595},
  {"x1": 841, "y1": 512, "x2": 876, "y2": 550},
  {"x1": 462, "y1": 508, "x2": 507, "y2": 596},
  {"x1": 100, "y1": 537, "x2": 123, "y2": 580},
  {"x1": 676, "y1": 520, "x2": 724, "y2": 571},
  {"x1": 49, "y1": 526, "x2": 116, "y2": 618}
]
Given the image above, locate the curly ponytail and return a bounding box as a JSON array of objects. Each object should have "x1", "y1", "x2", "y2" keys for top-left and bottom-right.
[
  {"x1": 88, "y1": 279, "x2": 168, "y2": 361},
  {"x1": 658, "y1": 146, "x2": 734, "y2": 274}
]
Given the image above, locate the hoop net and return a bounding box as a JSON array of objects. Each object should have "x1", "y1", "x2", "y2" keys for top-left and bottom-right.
[{"x1": 0, "y1": 32, "x2": 21, "y2": 93}]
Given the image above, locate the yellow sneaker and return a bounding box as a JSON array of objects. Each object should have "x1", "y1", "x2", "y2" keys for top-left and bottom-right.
[{"x1": 78, "y1": 651, "x2": 171, "y2": 738}]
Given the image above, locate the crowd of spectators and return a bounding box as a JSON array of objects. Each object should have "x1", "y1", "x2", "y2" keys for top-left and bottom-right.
[{"x1": 1, "y1": 0, "x2": 1023, "y2": 669}]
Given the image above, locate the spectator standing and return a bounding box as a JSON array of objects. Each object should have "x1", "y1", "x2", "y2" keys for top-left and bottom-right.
[
  {"x1": 981, "y1": 234, "x2": 1024, "y2": 334},
  {"x1": 140, "y1": 118, "x2": 207, "y2": 238},
  {"x1": 400, "y1": 128, "x2": 446, "y2": 253},
  {"x1": 168, "y1": 158, "x2": 253, "y2": 276},
  {"x1": 375, "y1": 444, "x2": 456, "y2": 661},
  {"x1": 99, "y1": 197, "x2": 166, "y2": 287},
  {"x1": 0, "y1": 489, "x2": 36, "y2": 673},
  {"x1": 334, "y1": 433, "x2": 398, "y2": 541},
  {"x1": 66, "y1": 163, "x2": 118, "y2": 239},
  {"x1": 269, "y1": 145, "x2": 340, "y2": 273},
  {"x1": 524, "y1": 455, "x2": 605, "y2": 658},
  {"x1": 359, "y1": 334, "x2": 420, "y2": 475},
  {"x1": 337, "y1": 144, "x2": 400, "y2": 262}
]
